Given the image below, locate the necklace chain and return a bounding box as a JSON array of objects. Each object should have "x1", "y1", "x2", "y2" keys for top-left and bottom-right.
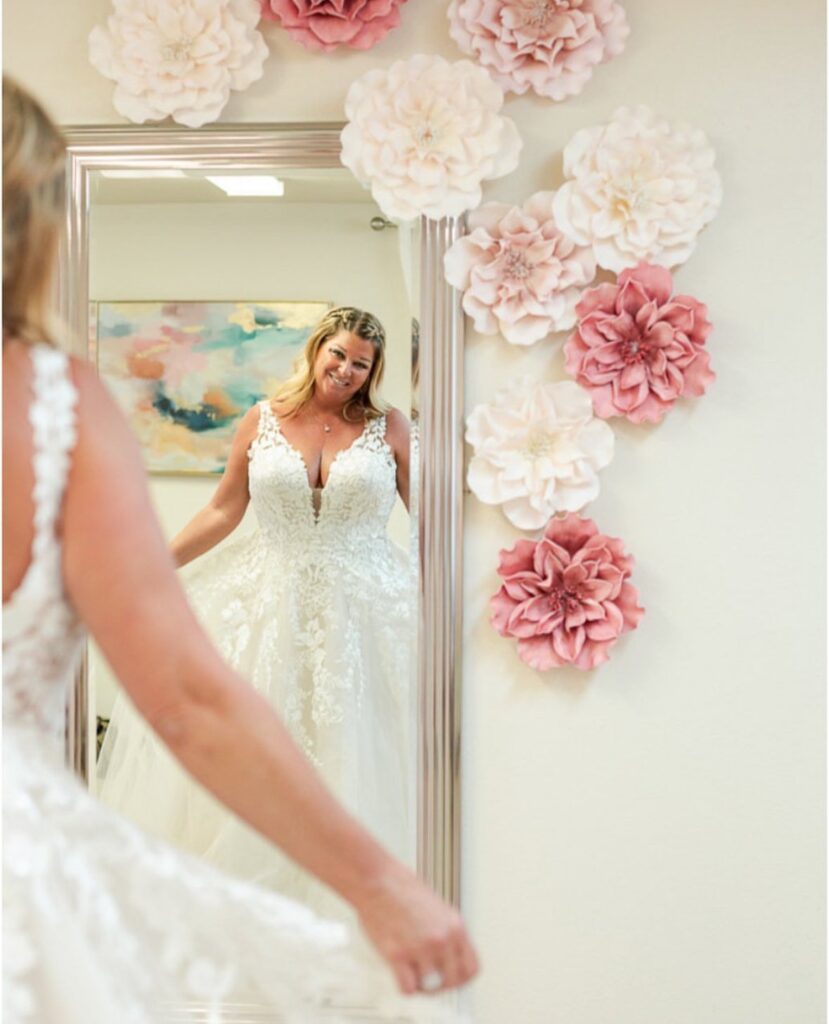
[{"x1": 306, "y1": 405, "x2": 341, "y2": 434}]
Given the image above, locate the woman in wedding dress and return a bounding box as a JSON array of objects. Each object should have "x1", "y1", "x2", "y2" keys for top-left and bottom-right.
[
  {"x1": 97, "y1": 304, "x2": 416, "y2": 915},
  {"x1": 2, "y1": 76, "x2": 477, "y2": 1024}
]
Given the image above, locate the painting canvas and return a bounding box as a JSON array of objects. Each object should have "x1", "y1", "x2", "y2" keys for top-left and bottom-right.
[{"x1": 96, "y1": 300, "x2": 330, "y2": 473}]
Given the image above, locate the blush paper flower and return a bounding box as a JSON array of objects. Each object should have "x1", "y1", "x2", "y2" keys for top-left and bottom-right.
[
  {"x1": 466, "y1": 378, "x2": 614, "y2": 530},
  {"x1": 340, "y1": 55, "x2": 522, "y2": 222},
  {"x1": 89, "y1": 0, "x2": 268, "y2": 128},
  {"x1": 553, "y1": 106, "x2": 722, "y2": 272},
  {"x1": 491, "y1": 513, "x2": 644, "y2": 671},
  {"x1": 261, "y1": 0, "x2": 406, "y2": 52},
  {"x1": 444, "y1": 191, "x2": 596, "y2": 346},
  {"x1": 448, "y1": 0, "x2": 629, "y2": 101},
  {"x1": 564, "y1": 262, "x2": 714, "y2": 424}
]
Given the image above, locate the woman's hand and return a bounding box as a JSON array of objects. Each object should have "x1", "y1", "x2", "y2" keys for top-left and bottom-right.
[
  {"x1": 169, "y1": 404, "x2": 258, "y2": 567},
  {"x1": 353, "y1": 861, "x2": 480, "y2": 995}
]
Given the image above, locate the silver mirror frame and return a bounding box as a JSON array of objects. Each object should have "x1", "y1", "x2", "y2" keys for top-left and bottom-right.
[{"x1": 60, "y1": 125, "x2": 465, "y2": 908}]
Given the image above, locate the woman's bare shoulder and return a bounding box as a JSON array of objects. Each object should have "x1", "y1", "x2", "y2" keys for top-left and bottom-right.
[
  {"x1": 384, "y1": 406, "x2": 410, "y2": 433},
  {"x1": 270, "y1": 398, "x2": 293, "y2": 420},
  {"x1": 237, "y1": 402, "x2": 262, "y2": 431}
]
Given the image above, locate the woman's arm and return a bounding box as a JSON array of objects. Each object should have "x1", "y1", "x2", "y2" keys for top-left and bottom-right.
[
  {"x1": 169, "y1": 406, "x2": 258, "y2": 567},
  {"x1": 385, "y1": 407, "x2": 411, "y2": 511},
  {"x1": 63, "y1": 364, "x2": 477, "y2": 993}
]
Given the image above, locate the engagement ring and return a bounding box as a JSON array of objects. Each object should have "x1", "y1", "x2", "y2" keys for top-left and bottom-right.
[{"x1": 419, "y1": 971, "x2": 443, "y2": 992}]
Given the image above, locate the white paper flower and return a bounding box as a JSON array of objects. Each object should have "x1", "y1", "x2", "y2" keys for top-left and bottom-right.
[
  {"x1": 444, "y1": 191, "x2": 596, "y2": 345},
  {"x1": 466, "y1": 378, "x2": 614, "y2": 530},
  {"x1": 553, "y1": 106, "x2": 722, "y2": 272},
  {"x1": 88, "y1": 0, "x2": 268, "y2": 128},
  {"x1": 340, "y1": 55, "x2": 523, "y2": 222},
  {"x1": 448, "y1": 0, "x2": 629, "y2": 101}
]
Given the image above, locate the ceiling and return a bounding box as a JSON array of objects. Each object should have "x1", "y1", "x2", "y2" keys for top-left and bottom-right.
[{"x1": 90, "y1": 167, "x2": 376, "y2": 206}]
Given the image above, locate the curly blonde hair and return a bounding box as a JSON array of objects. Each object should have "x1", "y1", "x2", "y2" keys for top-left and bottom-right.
[
  {"x1": 273, "y1": 306, "x2": 388, "y2": 422},
  {"x1": 3, "y1": 77, "x2": 66, "y2": 347}
]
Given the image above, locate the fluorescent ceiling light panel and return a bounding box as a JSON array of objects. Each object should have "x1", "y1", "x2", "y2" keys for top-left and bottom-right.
[
  {"x1": 206, "y1": 175, "x2": 285, "y2": 197},
  {"x1": 99, "y1": 169, "x2": 188, "y2": 179}
]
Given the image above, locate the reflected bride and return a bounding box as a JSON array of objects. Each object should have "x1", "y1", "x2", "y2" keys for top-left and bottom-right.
[{"x1": 98, "y1": 306, "x2": 415, "y2": 916}]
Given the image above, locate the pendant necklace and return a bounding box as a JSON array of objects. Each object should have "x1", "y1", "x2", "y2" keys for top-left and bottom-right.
[{"x1": 309, "y1": 407, "x2": 335, "y2": 433}]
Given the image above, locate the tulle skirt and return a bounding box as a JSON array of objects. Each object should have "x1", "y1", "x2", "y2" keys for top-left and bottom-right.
[{"x1": 97, "y1": 528, "x2": 416, "y2": 917}]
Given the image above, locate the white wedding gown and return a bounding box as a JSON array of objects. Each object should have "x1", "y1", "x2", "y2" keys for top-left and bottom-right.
[
  {"x1": 97, "y1": 398, "x2": 414, "y2": 915},
  {"x1": 2, "y1": 345, "x2": 451, "y2": 1024}
]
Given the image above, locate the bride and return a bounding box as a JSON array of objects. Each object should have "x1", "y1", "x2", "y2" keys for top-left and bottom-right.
[
  {"x1": 3, "y1": 76, "x2": 477, "y2": 1022},
  {"x1": 97, "y1": 305, "x2": 415, "y2": 914}
]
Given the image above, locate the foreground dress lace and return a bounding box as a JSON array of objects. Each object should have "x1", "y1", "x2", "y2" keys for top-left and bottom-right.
[
  {"x1": 98, "y1": 400, "x2": 414, "y2": 915},
  {"x1": 2, "y1": 345, "x2": 451, "y2": 1024}
]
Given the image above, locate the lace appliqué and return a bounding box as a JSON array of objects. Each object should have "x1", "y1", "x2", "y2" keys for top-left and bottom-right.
[
  {"x1": 3, "y1": 346, "x2": 82, "y2": 749},
  {"x1": 235, "y1": 403, "x2": 410, "y2": 758}
]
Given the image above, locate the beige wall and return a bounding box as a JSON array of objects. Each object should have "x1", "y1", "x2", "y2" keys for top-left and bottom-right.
[{"x1": 6, "y1": 1, "x2": 825, "y2": 1022}]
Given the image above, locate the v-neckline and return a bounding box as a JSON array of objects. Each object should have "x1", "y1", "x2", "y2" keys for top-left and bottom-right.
[{"x1": 270, "y1": 406, "x2": 372, "y2": 494}]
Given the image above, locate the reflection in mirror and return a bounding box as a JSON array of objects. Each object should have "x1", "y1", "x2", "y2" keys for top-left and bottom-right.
[{"x1": 87, "y1": 165, "x2": 421, "y2": 919}]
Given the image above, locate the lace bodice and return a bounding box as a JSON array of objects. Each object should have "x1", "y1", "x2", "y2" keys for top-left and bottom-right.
[
  {"x1": 248, "y1": 402, "x2": 399, "y2": 573},
  {"x1": 3, "y1": 345, "x2": 83, "y2": 752}
]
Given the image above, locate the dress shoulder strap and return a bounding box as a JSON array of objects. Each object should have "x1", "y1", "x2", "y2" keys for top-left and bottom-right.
[
  {"x1": 368, "y1": 413, "x2": 387, "y2": 438},
  {"x1": 360, "y1": 413, "x2": 392, "y2": 457},
  {"x1": 249, "y1": 399, "x2": 281, "y2": 457},
  {"x1": 28, "y1": 344, "x2": 78, "y2": 558},
  {"x1": 258, "y1": 399, "x2": 278, "y2": 429}
]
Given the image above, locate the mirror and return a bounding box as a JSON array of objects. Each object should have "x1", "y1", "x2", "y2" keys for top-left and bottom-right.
[
  {"x1": 61, "y1": 126, "x2": 464, "y2": 921},
  {"x1": 87, "y1": 162, "x2": 419, "y2": 917}
]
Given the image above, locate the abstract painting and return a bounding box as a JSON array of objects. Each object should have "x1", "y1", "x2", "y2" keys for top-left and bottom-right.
[{"x1": 95, "y1": 300, "x2": 329, "y2": 473}]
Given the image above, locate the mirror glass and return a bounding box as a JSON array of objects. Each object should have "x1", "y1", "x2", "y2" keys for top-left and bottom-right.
[{"x1": 85, "y1": 164, "x2": 421, "y2": 919}]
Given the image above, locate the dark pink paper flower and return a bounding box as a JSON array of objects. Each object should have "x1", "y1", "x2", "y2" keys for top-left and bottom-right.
[
  {"x1": 261, "y1": 0, "x2": 406, "y2": 52},
  {"x1": 564, "y1": 263, "x2": 715, "y2": 424},
  {"x1": 491, "y1": 514, "x2": 643, "y2": 671}
]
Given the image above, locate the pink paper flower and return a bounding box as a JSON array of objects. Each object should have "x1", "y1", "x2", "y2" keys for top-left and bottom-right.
[
  {"x1": 261, "y1": 0, "x2": 406, "y2": 51},
  {"x1": 564, "y1": 263, "x2": 715, "y2": 424},
  {"x1": 444, "y1": 191, "x2": 596, "y2": 345},
  {"x1": 491, "y1": 513, "x2": 643, "y2": 671},
  {"x1": 448, "y1": 0, "x2": 629, "y2": 101}
]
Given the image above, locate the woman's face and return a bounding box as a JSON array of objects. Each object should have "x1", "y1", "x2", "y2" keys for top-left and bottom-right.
[{"x1": 313, "y1": 329, "x2": 375, "y2": 406}]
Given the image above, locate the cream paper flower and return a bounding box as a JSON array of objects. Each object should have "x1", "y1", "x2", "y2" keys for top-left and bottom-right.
[
  {"x1": 340, "y1": 55, "x2": 522, "y2": 221},
  {"x1": 89, "y1": 0, "x2": 268, "y2": 128},
  {"x1": 443, "y1": 191, "x2": 596, "y2": 345},
  {"x1": 466, "y1": 378, "x2": 614, "y2": 530},
  {"x1": 553, "y1": 106, "x2": 722, "y2": 272}
]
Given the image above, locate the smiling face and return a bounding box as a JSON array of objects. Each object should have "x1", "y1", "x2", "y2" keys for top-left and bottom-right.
[{"x1": 313, "y1": 329, "x2": 376, "y2": 407}]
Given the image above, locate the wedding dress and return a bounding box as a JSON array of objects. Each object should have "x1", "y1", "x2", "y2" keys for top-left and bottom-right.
[
  {"x1": 2, "y1": 345, "x2": 452, "y2": 1024},
  {"x1": 97, "y1": 398, "x2": 415, "y2": 916}
]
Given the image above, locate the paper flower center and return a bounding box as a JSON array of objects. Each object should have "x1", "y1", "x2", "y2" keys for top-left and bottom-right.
[
  {"x1": 413, "y1": 122, "x2": 440, "y2": 150},
  {"x1": 503, "y1": 248, "x2": 533, "y2": 280},
  {"x1": 524, "y1": 428, "x2": 559, "y2": 457},
  {"x1": 161, "y1": 37, "x2": 194, "y2": 62},
  {"x1": 547, "y1": 582, "x2": 580, "y2": 617},
  {"x1": 621, "y1": 337, "x2": 649, "y2": 364},
  {"x1": 519, "y1": 0, "x2": 573, "y2": 29},
  {"x1": 610, "y1": 171, "x2": 650, "y2": 218}
]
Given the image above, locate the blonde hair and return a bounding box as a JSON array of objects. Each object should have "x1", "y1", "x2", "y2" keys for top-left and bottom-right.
[
  {"x1": 274, "y1": 306, "x2": 388, "y2": 422},
  {"x1": 2, "y1": 76, "x2": 66, "y2": 348}
]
